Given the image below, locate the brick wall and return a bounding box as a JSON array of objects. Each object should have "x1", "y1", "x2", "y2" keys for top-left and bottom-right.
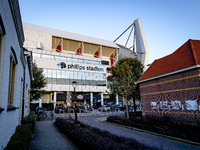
[{"x1": 140, "y1": 68, "x2": 200, "y2": 121}]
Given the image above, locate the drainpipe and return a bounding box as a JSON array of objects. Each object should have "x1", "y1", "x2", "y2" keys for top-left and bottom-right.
[{"x1": 22, "y1": 67, "x2": 25, "y2": 119}]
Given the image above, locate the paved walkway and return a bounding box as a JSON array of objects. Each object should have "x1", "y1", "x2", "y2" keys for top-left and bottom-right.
[
  {"x1": 30, "y1": 121, "x2": 78, "y2": 150},
  {"x1": 76, "y1": 115, "x2": 200, "y2": 150}
]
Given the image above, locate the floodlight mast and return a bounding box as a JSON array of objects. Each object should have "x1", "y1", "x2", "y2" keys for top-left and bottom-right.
[
  {"x1": 114, "y1": 18, "x2": 149, "y2": 71},
  {"x1": 113, "y1": 22, "x2": 135, "y2": 43}
]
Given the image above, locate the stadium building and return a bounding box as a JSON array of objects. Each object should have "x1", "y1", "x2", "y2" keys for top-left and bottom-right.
[{"x1": 23, "y1": 18, "x2": 149, "y2": 110}]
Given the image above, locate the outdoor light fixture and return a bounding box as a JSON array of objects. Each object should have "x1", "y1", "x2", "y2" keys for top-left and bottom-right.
[{"x1": 72, "y1": 81, "x2": 77, "y2": 120}]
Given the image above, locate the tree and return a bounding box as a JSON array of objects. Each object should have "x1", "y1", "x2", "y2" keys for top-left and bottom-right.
[
  {"x1": 30, "y1": 62, "x2": 46, "y2": 101},
  {"x1": 111, "y1": 58, "x2": 143, "y2": 118},
  {"x1": 106, "y1": 80, "x2": 118, "y2": 113}
]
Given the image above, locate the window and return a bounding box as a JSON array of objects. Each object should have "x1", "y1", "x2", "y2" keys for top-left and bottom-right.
[
  {"x1": 150, "y1": 102, "x2": 157, "y2": 109},
  {"x1": 84, "y1": 59, "x2": 90, "y2": 64},
  {"x1": 101, "y1": 60, "x2": 109, "y2": 65},
  {"x1": 33, "y1": 53, "x2": 40, "y2": 58},
  {"x1": 55, "y1": 56, "x2": 66, "y2": 61},
  {"x1": 79, "y1": 59, "x2": 83, "y2": 63},
  {"x1": 171, "y1": 101, "x2": 181, "y2": 110},
  {"x1": 72, "y1": 58, "x2": 79, "y2": 63},
  {"x1": 185, "y1": 100, "x2": 198, "y2": 110},
  {"x1": 41, "y1": 54, "x2": 54, "y2": 60},
  {"x1": 8, "y1": 54, "x2": 17, "y2": 106},
  {"x1": 160, "y1": 101, "x2": 168, "y2": 109}
]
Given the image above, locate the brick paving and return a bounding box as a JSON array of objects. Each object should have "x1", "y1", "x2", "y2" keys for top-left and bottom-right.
[
  {"x1": 30, "y1": 121, "x2": 78, "y2": 150},
  {"x1": 76, "y1": 115, "x2": 200, "y2": 150}
]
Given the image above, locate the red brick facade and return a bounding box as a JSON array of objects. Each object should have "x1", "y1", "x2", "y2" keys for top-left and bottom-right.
[{"x1": 138, "y1": 40, "x2": 200, "y2": 120}]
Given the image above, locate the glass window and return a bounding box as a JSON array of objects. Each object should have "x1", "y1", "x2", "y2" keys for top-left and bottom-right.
[
  {"x1": 68, "y1": 57, "x2": 72, "y2": 62},
  {"x1": 41, "y1": 54, "x2": 54, "y2": 59},
  {"x1": 61, "y1": 70, "x2": 66, "y2": 78},
  {"x1": 33, "y1": 53, "x2": 40, "y2": 58},
  {"x1": 160, "y1": 101, "x2": 168, "y2": 109},
  {"x1": 171, "y1": 101, "x2": 181, "y2": 110},
  {"x1": 103, "y1": 74, "x2": 106, "y2": 80},
  {"x1": 150, "y1": 102, "x2": 157, "y2": 109},
  {"x1": 85, "y1": 72, "x2": 90, "y2": 80},
  {"x1": 74, "y1": 71, "x2": 78, "y2": 79},
  {"x1": 43, "y1": 69, "x2": 48, "y2": 77},
  {"x1": 47, "y1": 69, "x2": 52, "y2": 78},
  {"x1": 84, "y1": 59, "x2": 90, "y2": 64},
  {"x1": 57, "y1": 70, "x2": 61, "y2": 78},
  {"x1": 99, "y1": 74, "x2": 104, "y2": 81},
  {"x1": 69, "y1": 71, "x2": 73, "y2": 79},
  {"x1": 73, "y1": 58, "x2": 79, "y2": 63},
  {"x1": 52, "y1": 70, "x2": 57, "y2": 78},
  {"x1": 8, "y1": 56, "x2": 16, "y2": 106},
  {"x1": 79, "y1": 59, "x2": 83, "y2": 63},
  {"x1": 66, "y1": 71, "x2": 70, "y2": 79},
  {"x1": 185, "y1": 100, "x2": 198, "y2": 110},
  {"x1": 55, "y1": 56, "x2": 66, "y2": 61}
]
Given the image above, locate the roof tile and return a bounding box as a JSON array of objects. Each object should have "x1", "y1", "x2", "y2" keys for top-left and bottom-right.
[{"x1": 139, "y1": 39, "x2": 200, "y2": 81}]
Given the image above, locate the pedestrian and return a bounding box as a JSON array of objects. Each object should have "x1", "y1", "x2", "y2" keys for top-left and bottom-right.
[{"x1": 84, "y1": 105, "x2": 87, "y2": 113}]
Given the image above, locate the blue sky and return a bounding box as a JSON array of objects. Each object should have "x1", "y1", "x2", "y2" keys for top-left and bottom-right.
[{"x1": 19, "y1": 0, "x2": 200, "y2": 64}]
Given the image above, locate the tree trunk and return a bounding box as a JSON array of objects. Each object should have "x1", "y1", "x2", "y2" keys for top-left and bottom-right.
[
  {"x1": 126, "y1": 99, "x2": 129, "y2": 118},
  {"x1": 133, "y1": 99, "x2": 136, "y2": 116}
]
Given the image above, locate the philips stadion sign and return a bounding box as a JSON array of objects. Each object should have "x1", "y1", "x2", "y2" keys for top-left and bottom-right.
[{"x1": 57, "y1": 62, "x2": 104, "y2": 72}]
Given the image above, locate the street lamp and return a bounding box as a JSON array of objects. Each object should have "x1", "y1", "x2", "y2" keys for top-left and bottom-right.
[{"x1": 72, "y1": 81, "x2": 77, "y2": 120}]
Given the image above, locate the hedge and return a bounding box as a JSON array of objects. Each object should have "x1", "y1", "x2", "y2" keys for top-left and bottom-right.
[
  {"x1": 55, "y1": 117, "x2": 160, "y2": 150},
  {"x1": 5, "y1": 114, "x2": 36, "y2": 150},
  {"x1": 107, "y1": 115, "x2": 200, "y2": 143}
]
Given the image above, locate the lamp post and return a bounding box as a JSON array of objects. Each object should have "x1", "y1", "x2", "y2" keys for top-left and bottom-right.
[{"x1": 72, "y1": 81, "x2": 77, "y2": 120}]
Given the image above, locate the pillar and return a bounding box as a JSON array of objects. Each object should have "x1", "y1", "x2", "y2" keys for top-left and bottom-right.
[
  {"x1": 101, "y1": 93, "x2": 104, "y2": 106},
  {"x1": 39, "y1": 98, "x2": 42, "y2": 107},
  {"x1": 90, "y1": 92, "x2": 93, "y2": 108},
  {"x1": 116, "y1": 94, "x2": 119, "y2": 105},
  {"x1": 54, "y1": 91, "x2": 57, "y2": 112}
]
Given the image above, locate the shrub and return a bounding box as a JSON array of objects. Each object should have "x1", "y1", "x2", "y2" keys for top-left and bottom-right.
[
  {"x1": 5, "y1": 114, "x2": 36, "y2": 150},
  {"x1": 21, "y1": 114, "x2": 36, "y2": 132},
  {"x1": 55, "y1": 117, "x2": 160, "y2": 150},
  {"x1": 4, "y1": 124, "x2": 32, "y2": 150},
  {"x1": 107, "y1": 115, "x2": 200, "y2": 143}
]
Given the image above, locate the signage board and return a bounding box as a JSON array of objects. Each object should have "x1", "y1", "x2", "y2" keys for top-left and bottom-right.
[
  {"x1": 66, "y1": 94, "x2": 72, "y2": 100},
  {"x1": 77, "y1": 95, "x2": 83, "y2": 100}
]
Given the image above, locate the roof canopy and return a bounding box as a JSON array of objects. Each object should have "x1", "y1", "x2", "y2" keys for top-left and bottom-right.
[{"x1": 23, "y1": 22, "x2": 119, "y2": 49}]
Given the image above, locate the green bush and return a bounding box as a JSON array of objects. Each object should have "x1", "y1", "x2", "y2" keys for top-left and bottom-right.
[
  {"x1": 5, "y1": 114, "x2": 36, "y2": 150},
  {"x1": 21, "y1": 114, "x2": 36, "y2": 132},
  {"x1": 4, "y1": 124, "x2": 32, "y2": 150}
]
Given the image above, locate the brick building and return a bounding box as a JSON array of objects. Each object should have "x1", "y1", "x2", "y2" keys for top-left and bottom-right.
[{"x1": 138, "y1": 39, "x2": 200, "y2": 120}]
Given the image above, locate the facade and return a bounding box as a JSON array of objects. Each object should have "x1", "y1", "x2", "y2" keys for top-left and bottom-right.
[
  {"x1": 23, "y1": 23, "x2": 124, "y2": 110},
  {"x1": 138, "y1": 39, "x2": 200, "y2": 121},
  {"x1": 0, "y1": 0, "x2": 33, "y2": 148}
]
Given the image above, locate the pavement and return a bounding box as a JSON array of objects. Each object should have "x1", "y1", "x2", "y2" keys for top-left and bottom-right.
[{"x1": 30, "y1": 121, "x2": 78, "y2": 150}]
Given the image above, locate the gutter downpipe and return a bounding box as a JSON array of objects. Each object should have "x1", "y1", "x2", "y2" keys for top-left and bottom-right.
[{"x1": 22, "y1": 66, "x2": 26, "y2": 119}]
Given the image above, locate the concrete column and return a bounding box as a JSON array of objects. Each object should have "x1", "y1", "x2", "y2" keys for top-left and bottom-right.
[
  {"x1": 49, "y1": 93, "x2": 53, "y2": 103},
  {"x1": 54, "y1": 91, "x2": 57, "y2": 112},
  {"x1": 90, "y1": 92, "x2": 93, "y2": 108},
  {"x1": 101, "y1": 93, "x2": 104, "y2": 106},
  {"x1": 116, "y1": 94, "x2": 119, "y2": 104},
  {"x1": 100, "y1": 45, "x2": 102, "y2": 59},
  {"x1": 39, "y1": 98, "x2": 42, "y2": 107},
  {"x1": 82, "y1": 42, "x2": 84, "y2": 54}
]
